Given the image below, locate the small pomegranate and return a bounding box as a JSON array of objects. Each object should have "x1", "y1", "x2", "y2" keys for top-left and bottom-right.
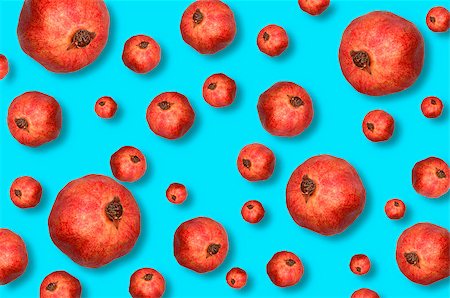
[
  {"x1": 350, "y1": 254, "x2": 371, "y2": 275},
  {"x1": 7, "y1": 91, "x2": 62, "y2": 147},
  {"x1": 166, "y1": 183, "x2": 188, "y2": 204},
  {"x1": 257, "y1": 25, "x2": 289, "y2": 57},
  {"x1": 110, "y1": 146, "x2": 147, "y2": 183},
  {"x1": 412, "y1": 157, "x2": 449, "y2": 198},
  {"x1": 266, "y1": 251, "x2": 304, "y2": 287},
  {"x1": 396, "y1": 223, "x2": 449, "y2": 285},
  {"x1": 10, "y1": 176, "x2": 42, "y2": 208},
  {"x1": 421, "y1": 96, "x2": 443, "y2": 118},
  {"x1": 385, "y1": 199, "x2": 406, "y2": 220},
  {"x1": 40, "y1": 271, "x2": 81, "y2": 298},
  {"x1": 226, "y1": 267, "x2": 247, "y2": 289},
  {"x1": 95, "y1": 96, "x2": 117, "y2": 119},
  {"x1": 146, "y1": 92, "x2": 195, "y2": 140},
  {"x1": 173, "y1": 217, "x2": 228, "y2": 273},
  {"x1": 0, "y1": 229, "x2": 28, "y2": 285},
  {"x1": 202, "y1": 73, "x2": 237, "y2": 108},
  {"x1": 351, "y1": 288, "x2": 379, "y2": 298},
  {"x1": 122, "y1": 35, "x2": 161, "y2": 74},
  {"x1": 426, "y1": 7, "x2": 449, "y2": 32},
  {"x1": 129, "y1": 268, "x2": 165, "y2": 298},
  {"x1": 362, "y1": 110, "x2": 395, "y2": 142},
  {"x1": 241, "y1": 200, "x2": 265, "y2": 224},
  {"x1": 298, "y1": 0, "x2": 330, "y2": 16},
  {"x1": 237, "y1": 143, "x2": 275, "y2": 182},
  {"x1": 0, "y1": 54, "x2": 9, "y2": 80}
]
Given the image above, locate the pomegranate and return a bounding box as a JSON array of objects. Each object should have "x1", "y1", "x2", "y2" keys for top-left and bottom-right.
[
  {"x1": 129, "y1": 268, "x2": 165, "y2": 298},
  {"x1": 226, "y1": 267, "x2": 247, "y2": 289},
  {"x1": 180, "y1": 0, "x2": 236, "y2": 54},
  {"x1": 241, "y1": 200, "x2": 265, "y2": 224},
  {"x1": 40, "y1": 271, "x2": 81, "y2": 298},
  {"x1": 339, "y1": 11, "x2": 424, "y2": 96},
  {"x1": 10, "y1": 176, "x2": 42, "y2": 208},
  {"x1": 95, "y1": 96, "x2": 117, "y2": 119},
  {"x1": 122, "y1": 35, "x2": 161, "y2": 74},
  {"x1": 350, "y1": 254, "x2": 370, "y2": 275},
  {"x1": 166, "y1": 183, "x2": 188, "y2": 204},
  {"x1": 173, "y1": 217, "x2": 228, "y2": 273},
  {"x1": 202, "y1": 73, "x2": 236, "y2": 107},
  {"x1": 110, "y1": 146, "x2": 147, "y2": 183},
  {"x1": 257, "y1": 82, "x2": 314, "y2": 137},
  {"x1": 237, "y1": 143, "x2": 275, "y2": 182},
  {"x1": 298, "y1": 0, "x2": 330, "y2": 16},
  {"x1": 351, "y1": 288, "x2": 379, "y2": 298},
  {"x1": 146, "y1": 92, "x2": 195, "y2": 140},
  {"x1": 0, "y1": 54, "x2": 9, "y2": 80},
  {"x1": 257, "y1": 25, "x2": 289, "y2": 57},
  {"x1": 17, "y1": 0, "x2": 110, "y2": 73},
  {"x1": 0, "y1": 229, "x2": 28, "y2": 285},
  {"x1": 362, "y1": 110, "x2": 395, "y2": 142},
  {"x1": 7, "y1": 91, "x2": 62, "y2": 147},
  {"x1": 412, "y1": 157, "x2": 449, "y2": 198},
  {"x1": 396, "y1": 223, "x2": 449, "y2": 285},
  {"x1": 48, "y1": 174, "x2": 141, "y2": 268},
  {"x1": 266, "y1": 251, "x2": 304, "y2": 287},
  {"x1": 426, "y1": 7, "x2": 449, "y2": 32},
  {"x1": 421, "y1": 96, "x2": 443, "y2": 118},
  {"x1": 385, "y1": 198, "x2": 406, "y2": 220},
  {"x1": 286, "y1": 155, "x2": 366, "y2": 236}
]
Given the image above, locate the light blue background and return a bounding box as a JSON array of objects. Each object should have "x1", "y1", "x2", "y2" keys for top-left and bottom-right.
[{"x1": 0, "y1": 0, "x2": 449, "y2": 297}]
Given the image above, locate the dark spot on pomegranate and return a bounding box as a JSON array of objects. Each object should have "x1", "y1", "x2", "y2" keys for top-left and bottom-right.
[
  {"x1": 130, "y1": 155, "x2": 140, "y2": 163},
  {"x1": 429, "y1": 16, "x2": 436, "y2": 23},
  {"x1": 68, "y1": 29, "x2": 96, "y2": 50},
  {"x1": 99, "y1": 101, "x2": 105, "y2": 106},
  {"x1": 356, "y1": 267, "x2": 361, "y2": 272},
  {"x1": 158, "y1": 101, "x2": 171, "y2": 110},
  {"x1": 367, "y1": 122, "x2": 375, "y2": 132},
  {"x1": 46, "y1": 282, "x2": 57, "y2": 292},
  {"x1": 207, "y1": 243, "x2": 221, "y2": 257},
  {"x1": 247, "y1": 204, "x2": 254, "y2": 210},
  {"x1": 290, "y1": 96, "x2": 304, "y2": 108},
  {"x1": 301, "y1": 175, "x2": 316, "y2": 202},
  {"x1": 14, "y1": 189, "x2": 22, "y2": 197},
  {"x1": 105, "y1": 197, "x2": 123, "y2": 229},
  {"x1": 404, "y1": 252, "x2": 420, "y2": 267},
  {"x1": 138, "y1": 41, "x2": 149, "y2": 49},
  {"x1": 431, "y1": 99, "x2": 436, "y2": 105},
  {"x1": 171, "y1": 195, "x2": 177, "y2": 201},
  {"x1": 193, "y1": 9, "x2": 203, "y2": 24},
  {"x1": 208, "y1": 83, "x2": 217, "y2": 90},
  {"x1": 286, "y1": 259, "x2": 296, "y2": 266},
  {"x1": 231, "y1": 278, "x2": 235, "y2": 285},
  {"x1": 242, "y1": 159, "x2": 251, "y2": 169},
  {"x1": 394, "y1": 201, "x2": 399, "y2": 207},
  {"x1": 350, "y1": 50, "x2": 371, "y2": 74},
  {"x1": 143, "y1": 273, "x2": 153, "y2": 281},
  {"x1": 263, "y1": 32, "x2": 270, "y2": 41},
  {"x1": 15, "y1": 118, "x2": 28, "y2": 130},
  {"x1": 436, "y1": 169, "x2": 446, "y2": 178}
]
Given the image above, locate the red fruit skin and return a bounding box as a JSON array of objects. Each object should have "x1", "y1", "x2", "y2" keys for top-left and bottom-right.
[
  {"x1": 237, "y1": 143, "x2": 275, "y2": 181},
  {"x1": 110, "y1": 146, "x2": 147, "y2": 183},
  {"x1": 257, "y1": 25, "x2": 289, "y2": 57},
  {"x1": 7, "y1": 91, "x2": 62, "y2": 147},
  {"x1": 166, "y1": 183, "x2": 188, "y2": 204},
  {"x1": 48, "y1": 174, "x2": 141, "y2": 268},
  {"x1": 421, "y1": 96, "x2": 443, "y2": 118},
  {"x1": 286, "y1": 155, "x2": 366, "y2": 236},
  {"x1": 10, "y1": 176, "x2": 42, "y2": 208},
  {"x1": 257, "y1": 82, "x2": 314, "y2": 137},
  {"x1": 362, "y1": 110, "x2": 395, "y2": 142},
  {"x1": 396, "y1": 223, "x2": 449, "y2": 285},
  {"x1": 40, "y1": 271, "x2": 81, "y2": 298},
  {"x1": 173, "y1": 217, "x2": 229, "y2": 273},
  {"x1": 17, "y1": 0, "x2": 110, "y2": 73},
  {"x1": 351, "y1": 288, "x2": 380, "y2": 298},
  {"x1": 122, "y1": 35, "x2": 161, "y2": 74},
  {"x1": 226, "y1": 267, "x2": 247, "y2": 289},
  {"x1": 339, "y1": 11, "x2": 424, "y2": 96},
  {"x1": 412, "y1": 157, "x2": 449, "y2": 198},
  {"x1": 0, "y1": 229, "x2": 28, "y2": 285},
  {"x1": 129, "y1": 268, "x2": 165, "y2": 298},
  {"x1": 202, "y1": 73, "x2": 237, "y2": 107},
  {"x1": 0, "y1": 54, "x2": 9, "y2": 80},
  {"x1": 266, "y1": 251, "x2": 304, "y2": 287},
  {"x1": 146, "y1": 92, "x2": 195, "y2": 140},
  {"x1": 180, "y1": 0, "x2": 236, "y2": 54},
  {"x1": 241, "y1": 200, "x2": 265, "y2": 224},
  {"x1": 350, "y1": 254, "x2": 371, "y2": 275},
  {"x1": 95, "y1": 96, "x2": 117, "y2": 119},
  {"x1": 426, "y1": 7, "x2": 450, "y2": 32},
  {"x1": 298, "y1": 0, "x2": 330, "y2": 16},
  {"x1": 385, "y1": 198, "x2": 406, "y2": 220}
]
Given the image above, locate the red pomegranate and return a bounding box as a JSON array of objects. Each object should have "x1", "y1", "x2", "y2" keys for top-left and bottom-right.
[
  {"x1": 426, "y1": 7, "x2": 449, "y2": 32},
  {"x1": 241, "y1": 200, "x2": 265, "y2": 224},
  {"x1": 421, "y1": 96, "x2": 443, "y2": 118},
  {"x1": 40, "y1": 271, "x2": 81, "y2": 298},
  {"x1": 10, "y1": 176, "x2": 42, "y2": 208},
  {"x1": 412, "y1": 157, "x2": 449, "y2": 198},
  {"x1": 266, "y1": 251, "x2": 304, "y2": 287},
  {"x1": 0, "y1": 229, "x2": 28, "y2": 285},
  {"x1": 7, "y1": 91, "x2": 62, "y2": 147},
  {"x1": 349, "y1": 254, "x2": 371, "y2": 275},
  {"x1": 385, "y1": 198, "x2": 406, "y2": 220},
  {"x1": 173, "y1": 217, "x2": 228, "y2": 273},
  {"x1": 226, "y1": 267, "x2": 247, "y2": 289},
  {"x1": 339, "y1": 11, "x2": 424, "y2": 96},
  {"x1": 351, "y1": 288, "x2": 379, "y2": 298},
  {"x1": 237, "y1": 143, "x2": 275, "y2": 181},
  {"x1": 110, "y1": 146, "x2": 147, "y2": 183},
  {"x1": 298, "y1": 0, "x2": 330, "y2": 16},
  {"x1": 396, "y1": 223, "x2": 449, "y2": 285},
  {"x1": 48, "y1": 174, "x2": 141, "y2": 268},
  {"x1": 129, "y1": 268, "x2": 165, "y2": 298},
  {"x1": 257, "y1": 25, "x2": 289, "y2": 57},
  {"x1": 286, "y1": 155, "x2": 366, "y2": 236},
  {"x1": 362, "y1": 110, "x2": 395, "y2": 142},
  {"x1": 166, "y1": 183, "x2": 188, "y2": 204},
  {"x1": 95, "y1": 96, "x2": 117, "y2": 119},
  {"x1": 122, "y1": 35, "x2": 161, "y2": 74},
  {"x1": 0, "y1": 54, "x2": 9, "y2": 80},
  {"x1": 17, "y1": 0, "x2": 110, "y2": 73},
  {"x1": 202, "y1": 73, "x2": 236, "y2": 108}
]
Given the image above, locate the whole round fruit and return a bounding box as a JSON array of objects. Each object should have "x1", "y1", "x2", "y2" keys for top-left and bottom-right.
[
  {"x1": 95, "y1": 96, "x2": 117, "y2": 119},
  {"x1": 396, "y1": 223, "x2": 449, "y2": 285},
  {"x1": 298, "y1": 0, "x2": 330, "y2": 16},
  {"x1": 257, "y1": 82, "x2": 314, "y2": 137},
  {"x1": 339, "y1": 11, "x2": 424, "y2": 96},
  {"x1": 385, "y1": 199, "x2": 406, "y2": 220},
  {"x1": 426, "y1": 7, "x2": 449, "y2": 32},
  {"x1": 266, "y1": 251, "x2": 304, "y2": 287},
  {"x1": 412, "y1": 157, "x2": 449, "y2": 198},
  {"x1": 122, "y1": 35, "x2": 161, "y2": 74},
  {"x1": 40, "y1": 271, "x2": 81, "y2": 298},
  {"x1": 286, "y1": 155, "x2": 366, "y2": 236},
  {"x1": 110, "y1": 146, "x2": 147, "y2": 183},
  {"x1": 166, "y1": 183, "x2": 188, "y2": 204},
  {"x1": 257, "y1": 25, "x2": 289, "y2": 57},
  {"x1": 10, "y1": 176, "x2": 42, "y2": 208},
  {"x1": 0, "y1": 54, "x2": 9, "y2": 80},
  {"x1": 351, "y1": 288, "x2": 379, "y2": 298},
  {"x1": 421, "y1": 96, "x2": 443, "y2": 118},
  {"x1": 362, "y1": 110, "x2": 395, "y2": 142},
  {"x1": 173, "y1": 217, "x2": 228, "y2": 273},
  {"x1": 202, "y1": 73, "x2": 237, "y2": 107},
  {"x1": 241, "y1": 200, "x2": 265, "y2": 224},
  {"x1": 350, "y1": 254, "x2": 371, "y2": 275},
  {"x1": 129, "y1": 268, "x2": 165, "y2": 298},
  {"x1": 17, "y1": 0, "x2": 110, "y2": 73},
  {"x1": 48, "y1": 174, "x2": 141, "y2": 268},
  {"x1": 146, "y1": 92, "x2": 195, "y2": 140},
  {"x1": 237, "y1": 143, "x2": 275, "y2": 181},
  {"x1": 226, "y1": 267, "x2": 247, "y2": 289},
  {"x1": 0, "y1": 229, "x2": 28, "y2": 285},
  {"x1": 7, "y1": 91, "x2": 62, "y2": 147},
  {"x1": 180, "y1": 0, "x2": 236, "y2": 54}
]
